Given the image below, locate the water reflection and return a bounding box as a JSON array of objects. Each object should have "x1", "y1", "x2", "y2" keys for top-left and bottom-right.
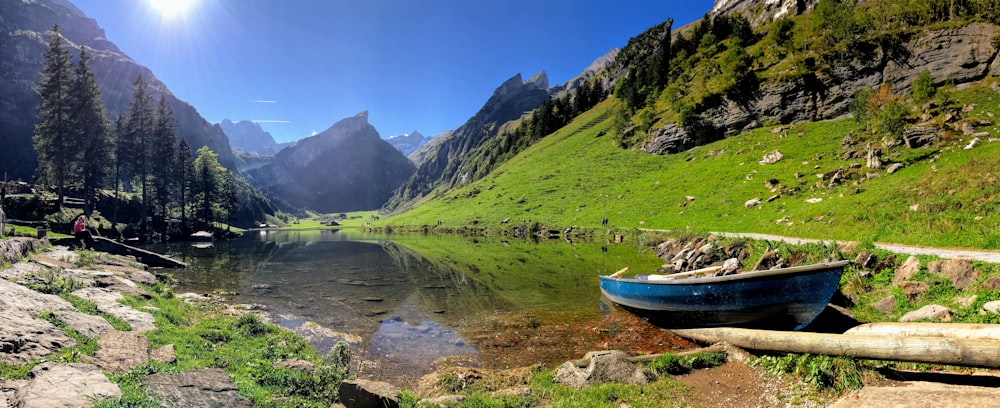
[{"x1": 149, "y1": 230, "x2": 664, "y2": 383}]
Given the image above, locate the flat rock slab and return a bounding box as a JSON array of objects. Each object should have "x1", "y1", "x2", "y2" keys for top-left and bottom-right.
[
  {"x1": 831, "y1": 381, "x2": 1000, "y2": 408},
  {"x1": 0, "y1": 266, "x2": 113, "y2": 339},
  {"x1": 143, "y1": 368, "x2": 251, "y2": 408},
  {"x1": 11, "y1": 362, "x2": 121, "y2": 408},
  {"x1": 88, "y1": 331, "x2": 151, "y2": 374},
  {"x1": 72, "y1": 287, "x2": 156, "y2": 332},
  {"x1": 0, "y1": 308, "x2": 75, "y2": 365}
]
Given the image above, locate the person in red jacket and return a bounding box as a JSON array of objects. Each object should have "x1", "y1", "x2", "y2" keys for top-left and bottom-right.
[{"x1": 73, "y1": 214, "x2": 94, "y2": 248}]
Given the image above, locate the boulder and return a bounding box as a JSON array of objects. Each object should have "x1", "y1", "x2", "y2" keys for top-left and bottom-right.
[
  {"x1": 144, "y1": 368, "x2": 251, "y2": 408},
  {"x1": 338, "y1": 379, "x2": 400, "y2": 408},
  {"x1": 899, "y1": 304, "x2": 953, "y2": 322},
  {"x1": 0, "y1": 238, "x2": 47, "y2": 265},
  {"x1": 927, "y1": 259, "x2": 979, "y2": 290},
  {"x1": 981, "y1": 275, "x2": 1000, "y2": 291},
  {"x1": 744, "y1": 198, "x2": 761, "y2": 208},
  {"x1": 982, "y1": 301, "x2": 1000, "y2": 315},
  {"x1": 900, "y1": 281, "x2": 930, "y2": 302},
  {"x1": 873, "y1": 296, "x2": 896, "y2": 315},
  {"x1": 892, "y1": 256, "x2": 922, "y2": 286},
  {"x1": 12, "y1": 363, "x2": 121, "y2": 408},
  {"x1": 151, "y1": 344, "x2": 177, "y2": 364},
  {"x1": 553, "y1": 350, "x2": 653, "y2": 389}
]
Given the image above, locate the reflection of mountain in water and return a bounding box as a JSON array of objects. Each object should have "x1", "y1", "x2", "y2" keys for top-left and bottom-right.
[{"x1": 379, "y1": 241, "x2": 517, "y2": 324}]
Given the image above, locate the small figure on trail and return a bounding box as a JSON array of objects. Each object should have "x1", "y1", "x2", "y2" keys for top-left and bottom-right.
[{"x1": 73, "y1": 214, "x2": 95, "y2": 248}]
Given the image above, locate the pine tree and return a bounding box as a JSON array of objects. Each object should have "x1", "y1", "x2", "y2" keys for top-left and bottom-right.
[
  {"x1": 151, "y1": 97, "x2": 176, "y2": 239},
  {"x1": 175, "y1": 139, "x2": 193, "y2": 234},
  {"x1": 33, "y1": 25, "x2": 76, "y2": 210},
  {"x1": 122, "y1": 75, "x2": 155, "y2": 238},
  {"x1": 69, "y1": 47, "x2": 113, "y2": 216},
  {"x1": 221, "y1": 170, "x2": 238, "y2": 232}
]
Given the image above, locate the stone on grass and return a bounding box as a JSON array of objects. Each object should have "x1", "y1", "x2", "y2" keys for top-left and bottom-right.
[
  {"x1": 927, "y1": 259, "x2": 979, "y2": 290},
  {"x1": 873, "y1": 296, "x2": 897, "y2": 315},
  {"x1": 899, "y1": 304, "x2": 953, "y2": 322},
  {"x1": 981, "y1": 276, "x2": 1000, "y2": 291},
  {"x1": 899, "y1": 281, "x2": 930, "y2": 302},
  {"x1": 553, "y1": 350, "x2": 653, "y2": 389},
  {"x1": 982, "y1": 301, "x2": 1000, "y2": 315},
  {"x1": 893, "y1": 256, "x2": 921, "y2": 286}
]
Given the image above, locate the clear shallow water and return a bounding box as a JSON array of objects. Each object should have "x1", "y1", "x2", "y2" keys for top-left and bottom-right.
[{"x1": 149, "y1": 229, "x2": 664, "y2": 383}]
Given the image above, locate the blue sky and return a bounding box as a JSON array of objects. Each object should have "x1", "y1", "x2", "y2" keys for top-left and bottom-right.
[{"x1": 72, "y1": 0, "x2": 716, "y2": 143}]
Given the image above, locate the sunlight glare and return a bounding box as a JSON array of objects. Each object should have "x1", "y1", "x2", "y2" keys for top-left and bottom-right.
[{"x1": 149, "y1": 0, "x2": 196, "y2": 19}]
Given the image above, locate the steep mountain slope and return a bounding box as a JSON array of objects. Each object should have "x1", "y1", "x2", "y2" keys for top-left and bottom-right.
[
  {"x1": 244, "y1": 112, "x2": 415, "y2": 213},
  {"x1": 220, "y1": 119, "x2": 290, "y2": 156},
  {"x1": 0, "y1": 0, "x2": 237, "y2": 180},
  {"x1": 384, "y1": 0, "x2": 1000, "y2": 250},
  {"x1": 384, "y1": 71, "x2": 553, "y2": 211}
]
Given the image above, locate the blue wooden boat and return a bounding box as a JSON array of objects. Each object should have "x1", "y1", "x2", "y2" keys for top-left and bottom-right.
[{"x1": 599, "y1": 260, "x2": 850, "y2": 330}]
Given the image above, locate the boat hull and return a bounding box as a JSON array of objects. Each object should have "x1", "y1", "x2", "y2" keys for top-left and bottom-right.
[{"x1": 599, "y1": 261, "x2": 849, "y2": 330}]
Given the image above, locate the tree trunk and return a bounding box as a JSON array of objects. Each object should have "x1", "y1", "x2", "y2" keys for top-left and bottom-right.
[
  {"x1": 671, "y1": 327, "x2": 1000, "y2": 368},
  {"x1": 844, "y1": 322, "x2": 1000, "y2": 341}
]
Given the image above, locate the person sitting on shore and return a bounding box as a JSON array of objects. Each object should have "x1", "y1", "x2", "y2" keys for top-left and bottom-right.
[{"x1": 73, "y1": 214, "x2": 95, "y2": 248}]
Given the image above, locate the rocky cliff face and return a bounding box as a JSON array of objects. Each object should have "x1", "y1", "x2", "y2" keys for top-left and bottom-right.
[
  {"x1": 644, "y1": 17, "x2": 1000, "y2": 154},
  {"x1": 220, "y1": 119, "x2": 289, "y2": 156},
  {"x1": 386, "y1": 72, "x2": 552, "y2": 209},
  {"x1": 711, "y1": 0, "x2": 819, "y2": 26},
  {"x1": 244, "y1": 112, "x2": 415, "y2": 213},
  {"x1": 0, "y1": 0, "x2": 236, "y2": 179}
]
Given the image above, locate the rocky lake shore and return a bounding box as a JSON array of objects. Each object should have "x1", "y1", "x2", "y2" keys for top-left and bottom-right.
[{"x1": 5, "y1": 236, "x2": 1000, "y2": 407}]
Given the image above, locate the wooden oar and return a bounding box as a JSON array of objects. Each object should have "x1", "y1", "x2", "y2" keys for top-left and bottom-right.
[
  {"x1": 660, "y1": 265, "x2": 723, "y2": 279},
  {"x1": 609, "y1": 267, "x2": 630, "y2": 278}
]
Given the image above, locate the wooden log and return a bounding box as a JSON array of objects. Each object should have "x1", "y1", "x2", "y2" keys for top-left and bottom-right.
[
  {"x1": 572, "y1": 344, "x2": 726, "y2": 368},
  {"x1": 671, "y1": 327, "x2": 1000, "y2": 369},
  {"x1": 90, "y1": 236, "x2": 188, "y2": 269},
  {"x1": 844, "y1": 323, "x2": 1000, "y2": 341}
]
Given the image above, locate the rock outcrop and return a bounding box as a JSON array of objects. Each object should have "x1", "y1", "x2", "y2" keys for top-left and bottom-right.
[{"x1": 645, "y1": 18, "x2": 1000, "y2": 154}]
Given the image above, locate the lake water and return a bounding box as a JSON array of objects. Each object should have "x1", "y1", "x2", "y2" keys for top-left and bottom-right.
[{"x1": 149, "y1": 229, "x2": 677, "y2": 385}]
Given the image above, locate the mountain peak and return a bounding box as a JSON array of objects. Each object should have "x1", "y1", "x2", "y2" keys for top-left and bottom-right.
[{"x1": 526, "y1": 70, "x2": 548, "y2": 89}]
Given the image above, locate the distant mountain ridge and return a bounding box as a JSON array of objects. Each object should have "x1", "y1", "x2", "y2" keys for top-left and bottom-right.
[
  {"x1": 244, "y1": 111, "x2": 415, "y2": 213},
  {"x1": 0, "y1": 0, "x2": 237, "y2": 180},
  {"x1": 384, "y1": 130, "x2": 432, "y2": 157},
  {"x1": 220, "y1": 119, "x2": 291, "y2": 156}
]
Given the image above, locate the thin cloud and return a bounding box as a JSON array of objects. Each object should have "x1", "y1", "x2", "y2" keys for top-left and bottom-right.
[
  {"x1": 251, "y1": 120, "x2": 291, "y2": 123},
  {"x1": 251, "y1": 100, "x2": 277, "y2": 103}
]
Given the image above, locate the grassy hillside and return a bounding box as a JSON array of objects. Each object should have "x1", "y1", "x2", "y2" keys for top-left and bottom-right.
[{"x1": 383, "y1": 81, "x2": 1000, "y2": 250}]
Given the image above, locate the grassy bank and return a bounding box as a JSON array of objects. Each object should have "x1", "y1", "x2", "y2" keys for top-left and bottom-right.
[{"x1": 382, "y1": 81, "x2": 1000, "y2": 250}]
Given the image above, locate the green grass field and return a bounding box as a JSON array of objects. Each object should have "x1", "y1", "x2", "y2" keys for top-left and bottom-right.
[{"x1": 384, "y1": 81, "x2": 1000, "y2": 250}]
